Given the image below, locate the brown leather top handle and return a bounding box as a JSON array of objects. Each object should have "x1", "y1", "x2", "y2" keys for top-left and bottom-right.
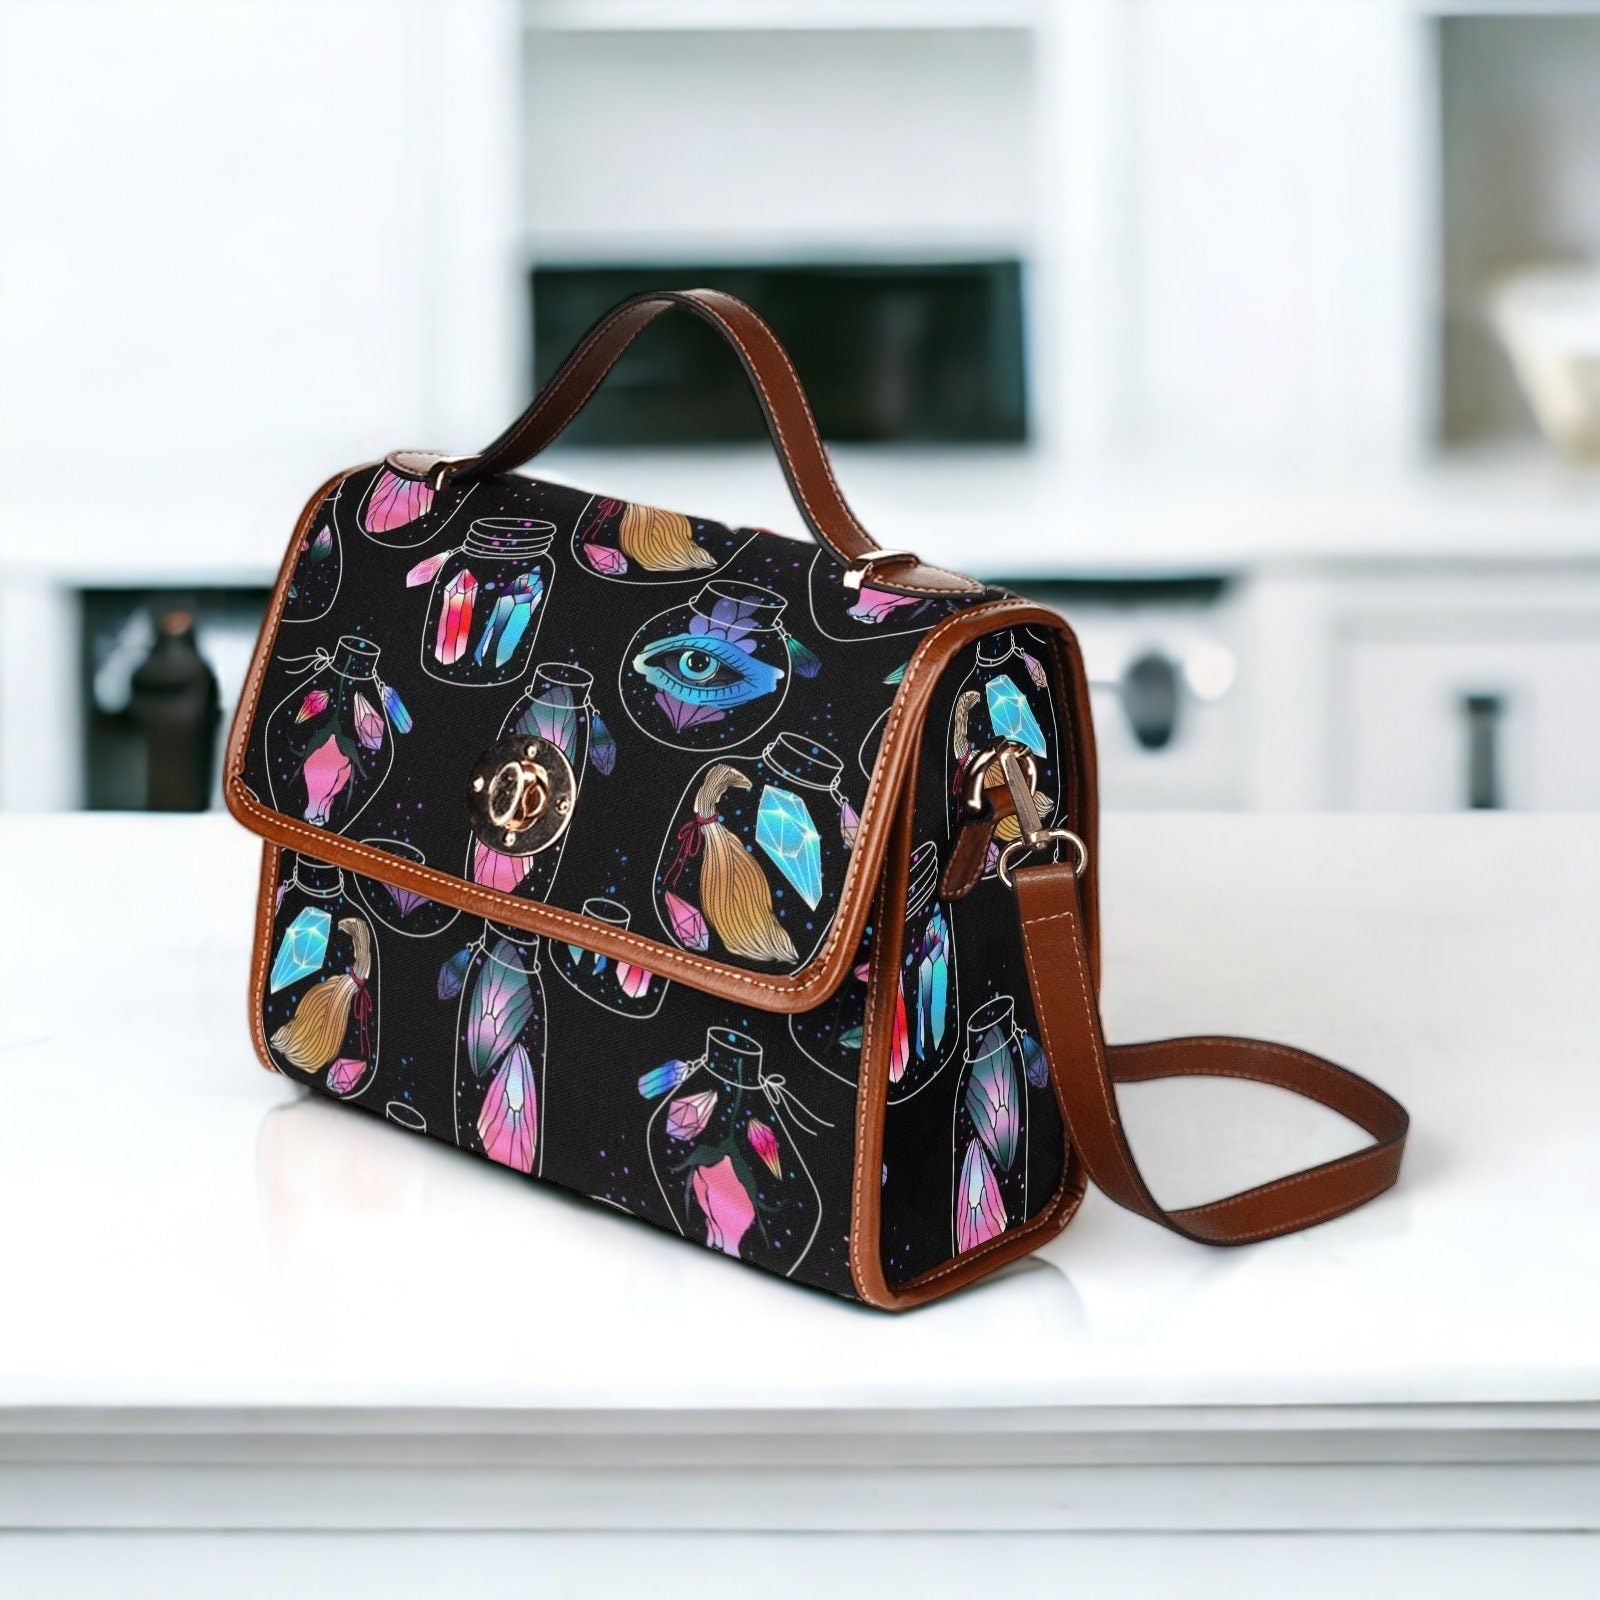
[
  {"x1": 1015, "y1": 860, "x2": 1409, "y2": 1244},
  {"x1": 435, "y1": 288, "x2": 976, "y2": 593}
]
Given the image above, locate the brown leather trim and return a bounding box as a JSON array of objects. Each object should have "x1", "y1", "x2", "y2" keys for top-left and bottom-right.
[
  {"x1": 849, "y1": 614, "x2": 1098, "y2": 1309},
  {"x1": 248, "y1": 843, "x2": 283, "y2": 1075},
  {"x1": 225, "y1": 506, "x2": 1063, "y2": 1013},
  {"x1": 1016, "y1": 859, "x2": 1409, "y2": 1246},
  {"x1": 449, "y1": 289, "x2": 983, "y2": 596}
]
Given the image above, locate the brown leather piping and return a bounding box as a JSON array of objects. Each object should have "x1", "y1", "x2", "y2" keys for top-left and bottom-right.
[
  {"x1": 223, "y1": 470, "x2": 1062, "y2": 1016},
  {"x1": 445, "y1": 289, "x2": 981, "y2": 597},
  {"x1": 248, "y1": 843, "x2": 283, "y2": 1075},
  {"x1": 1014, "y1": 860, "x2": 1409, "y2": 1246},
  {"x1": 849, "y1": 614, "x2": 1099, "y2": 1309}
]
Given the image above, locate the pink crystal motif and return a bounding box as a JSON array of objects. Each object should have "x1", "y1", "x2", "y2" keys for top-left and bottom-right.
[
  {"x1": 582, "y1": 543, "x2": 628, "y2": 575},
  {"x1": 301, "y1": 734, "x2": 352, "y2": 827},
  {"x1": 746, "y1": 1117, "x2": 782, "y2": 1179},
  {"x1": 327, "y1": 1056, "x2": 370, "y2": 1096},
  {"x1": 364, "y1": 468, "x2": 435, "y2": 534},
  {"x1": 617, "y1": 961, "x2": 653, "y2": 999},
  {"x1": 406, "y1": 550, "x2": 447, "y2": 587},
  {"x1": 666, "y1": 1089, "x2": 718, "y2": 1142},
  {"x1": 295, "y1": 688, "x2": 328, "y2": 724},
  {"x1": 663, "y1": 890, "x2": 710, "y2": 952},
  {"x1": 691, "y1": 1155, "x2": 756, "y2": 1258},
  {"x1": 353, "y1": 691, "x2": 385, "y2": 752},
  {"x1": 435, "y1": 570, "x2": 477, "y2": 664},
  {"x1": 380, "y1": 880, "x2": 428, "y2": 918}
]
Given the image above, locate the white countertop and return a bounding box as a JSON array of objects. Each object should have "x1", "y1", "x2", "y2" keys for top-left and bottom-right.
[{"x1": 1, "y1": 810, "x2": 1595, "y2": 1419}]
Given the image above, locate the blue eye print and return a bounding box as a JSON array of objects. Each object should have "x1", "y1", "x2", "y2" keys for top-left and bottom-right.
[{"x1": 632, "y1": 633, "x2": 785, "y2": 733}]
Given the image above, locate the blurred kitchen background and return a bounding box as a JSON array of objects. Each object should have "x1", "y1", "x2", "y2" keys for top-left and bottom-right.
[{"x1": 2, "y1": 0, "x2": 1599, "y2": 815}]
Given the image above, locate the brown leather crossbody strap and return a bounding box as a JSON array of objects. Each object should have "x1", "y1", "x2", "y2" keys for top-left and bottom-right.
[
  {"x1": 443, "y1": 289, "x2": 885, "y2": 570},
  {"x1": 1015, "y1": 859, "x2": 1409, "y2": 1245}
]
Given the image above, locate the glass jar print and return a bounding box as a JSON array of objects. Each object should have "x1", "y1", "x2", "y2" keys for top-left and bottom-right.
[
  {"x1": 949, "y1": 994, "x2": 1049, "y2": 1258},
  {"x1": 549, "y1": 898, "x2": 669, "y2": 1019},
  {"x1": 637, "y1": 1027, "x2": 826, "y2": 1278},
  {"x1": 414, "y1": 517, "x2": 556, "y2": 687},
  {"x1": 886, "y1": 842, "x2": 961, "y2": 1103},
  {"x1": 261, "y1": 635, "x2": 411, "y2": 834},
  {"x1": 465, "y1": 662, "x2": 605, "y2": 901},
  {"x1": 944, "y1": 628, "x2": 1062, "y2": 872},
  {"x1": 570, "y1": 493, "x2": 755, "y2": 583},
  {"x1": 351, "y1": 838, "x2": 461, "y2": 940},
  {"x1": 283, "y1": 511, "x2": 341, "y2": 624},
  {"x1": 652, "y1": 734, "x2": 859, "y2": 970},
  {"x1": 263, "y1": 853, "x2": 381, "y2": 1101},
  {"x1": 440, "y1": 924, "x2": 547, "y2": 1177},
  {"x1": 620, "y1": 580, "x2": 816, "y2": 750}
]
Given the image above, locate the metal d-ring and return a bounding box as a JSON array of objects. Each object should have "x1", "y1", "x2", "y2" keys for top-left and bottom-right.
[{"x1": 997, "y1": 828, "x2": 1089, "y2": 890}]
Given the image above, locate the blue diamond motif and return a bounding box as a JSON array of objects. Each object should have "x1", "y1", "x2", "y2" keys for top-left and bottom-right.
[
  {"x1": 755, "y1": 784, "x2": 822, "y2": 909},
  {"x1": 270, "y1": 906, "x2": 331, "y2": 992},
  {"x1": 986, "y1": 673, "x2": 1046, "y2": 756}
]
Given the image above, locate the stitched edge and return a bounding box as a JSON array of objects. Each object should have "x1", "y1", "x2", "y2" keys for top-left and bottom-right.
[
  {"x1": 850, "y1": 616, "x2": 1091, "y2": 1306},
  {"x1": 229, "y1": 534, "x2": 1048, "y2": 1010}
]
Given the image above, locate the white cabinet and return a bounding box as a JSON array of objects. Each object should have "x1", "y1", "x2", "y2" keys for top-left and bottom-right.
[
  {"x1": 1341, "y1": 628, "x2": 1600, "y2": 811},
  {"x1": 1244, "y1": 566, "x2": 1600, "y2": 813}
]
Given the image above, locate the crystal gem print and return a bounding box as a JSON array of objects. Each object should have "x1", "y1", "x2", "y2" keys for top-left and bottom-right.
[
  {"x1": 985, "y1": 673, "x2": 1047, "y2": 757},
  {"x1": 269, "y1": 907, "x2": 331, "y2": 992},
  {"x1": 754, "y1": 785, "x2": 823, "y2": 909}
]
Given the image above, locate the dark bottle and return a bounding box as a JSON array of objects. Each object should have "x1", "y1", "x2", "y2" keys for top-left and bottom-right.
[{"x1": 128, "y1": 610, "x2": 221, "y2": 811}]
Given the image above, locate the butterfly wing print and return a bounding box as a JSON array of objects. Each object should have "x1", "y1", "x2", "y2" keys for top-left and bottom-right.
[
  {"x1": 453, "y1": 934, "x2": 546, "y2": 1176},
  {"x1": 350, "y1": 460, "x2": 479, "y2": 550}
]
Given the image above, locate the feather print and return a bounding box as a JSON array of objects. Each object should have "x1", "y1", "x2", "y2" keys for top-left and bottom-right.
[
  {"x1": 691, "y1": 765, "x2": 797, "y2": 965},
  {"x1": 269, "y1": 918, "x2": 372, "y2": 1073},
  {"x1": 618, "y1": 502, "x2": 716, "y2": 572},
  {"x1": 956, "y1": 1139, "x2": 1007, "y2": 1254},
  {"x1": 784, "y1": 632, "x2": 821, "y2": 678},
  {"x1": 951, "y1": 688, "x2": 981, "y2": 761}
]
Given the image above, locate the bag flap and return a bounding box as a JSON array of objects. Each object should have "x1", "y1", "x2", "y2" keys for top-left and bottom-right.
[{"x1": 225, "y1": 460, "x2": 1024, "y2": 1013}]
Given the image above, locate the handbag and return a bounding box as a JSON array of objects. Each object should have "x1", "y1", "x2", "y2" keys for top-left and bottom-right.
[{"x1": 225, "y1": 288, "x2": 1408, "y2": 1308}]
